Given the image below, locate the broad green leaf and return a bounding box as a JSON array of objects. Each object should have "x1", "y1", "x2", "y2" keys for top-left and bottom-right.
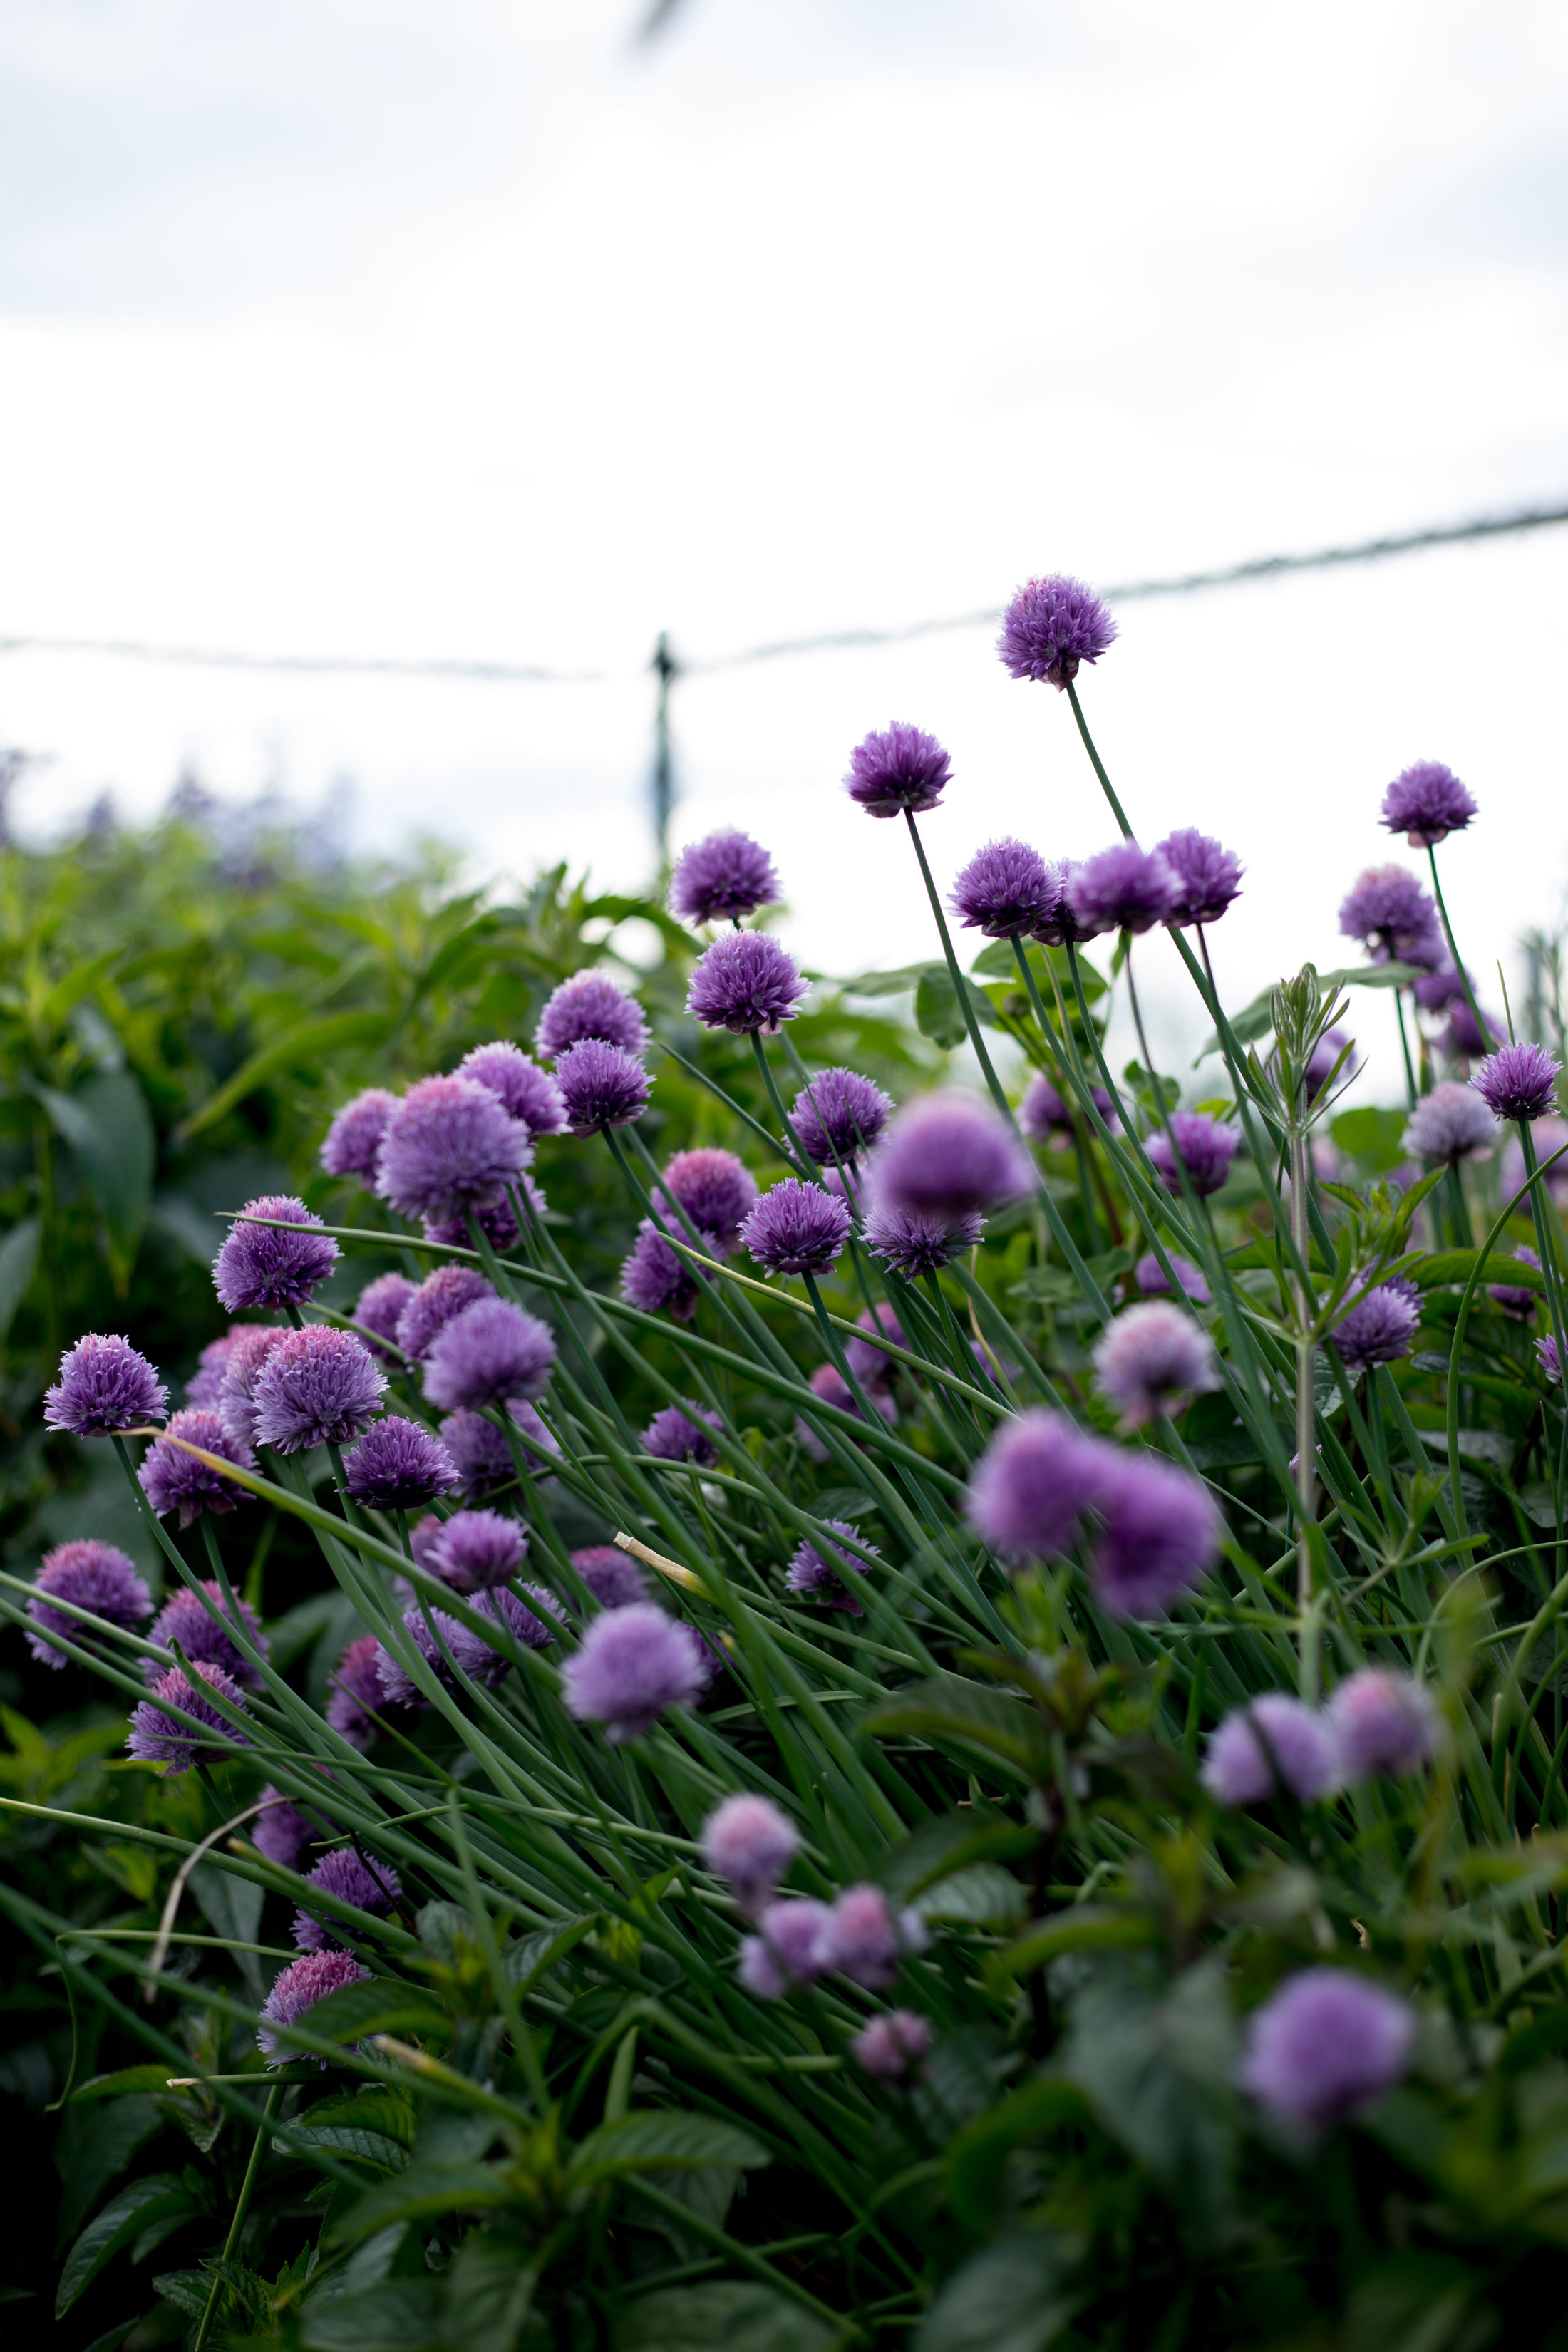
[
  {"x1": 506, "y1": 1914, "x2": 596, "y2": 1993},
  {"x1": 292, "y1": 2089, "x2": 417, "y2": 2147},
  {"x1": 1061, "y1": 1958, "x2": 1237, "y2": 2239},
  {"x1": 73, "y1": 2065, "x2": 184, "y2": 2102},
  {"x1": 56, "y1": 2175, "x2": 193, "y2": 2315},
  {"x1": 287, "y1": 2126, "x2": 409, "y2": 2170},
  {"x1": 913, "y1": 2234, "x2": 1080, "y2": 2352},
  {"x1": 326, "y1": 2164, "x2": 518, "y2": 2250},
  {"x1": 947, "y1": 2078, "x2": 1095, "y2": 2234},
  {"x1": 837, "y1": 964, "x2": 936, "y2": 999},
  {"x1": 0, "y1": 1213, "x2": 39, "y2": 1341},
  {"x1": 191, "y1": 1861, "x2": 265, "y2": 2003},
  {"x1": 39, "y1": 1072, "x2": 155, "y2": 1279},
  {"x1": 614, "y1": 2283, "x2": 842, "y2": 2352},
  {"x1": 1401, "y1": 1247, "x2": 1547, "y2": 1296},
  {"x1": 38, "y1": 947, "x2": 124, "y2": 1034},
  {"x1": 443, "y1": 2234, "x2": 539, "y2": 2352},
  {"x1": 300, "y1": 2277, "x2": 446, "y2": 2351},
  {"x1": 879, "y1": 1808, "x2": 1038, "y2": 1904},
  {"x1": 150, "y1": 2268, "x2": 211, "y2": 2320},
  {"x1": 173, "y1": 1010, "x2": 393, "y2": 1143},
  {"x1": 1331, "y1": 1104, "x2": 1413, "y2": 1173},
  {"x1": 57, "y1": 2094, "x2": 163, "y2": 2240},
  {"x1": 986, "y1": 1906, "x2": 1158, "y2": 1985},
  {"x1": 862, "y1": 1678, "x2": 1052, "y2": 1781},
  {"x1": 570, "y1": 2110, "x2": 769, "y2": 2189},
  {"x1": 287, "y1": 1978, "x2": 448, "y2": 2054},
  {"x1": 1342, "y1": 2254, "x2": 1485, "y2": 2352},
  {"x1": 914, "y1": 965, "x2": 996, "y2": 1048},
  {"x1": 912, "y1": 1863, "x2": 1026, "y2": 1927},
  {"x1": 1008, "y1": 1266, "x2": 1090, "y2": 1308}
]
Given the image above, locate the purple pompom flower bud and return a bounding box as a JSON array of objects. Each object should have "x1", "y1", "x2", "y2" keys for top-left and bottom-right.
[
  {"x1": 138, "y1": 1408, "x2": 255, "y2": 1525},
  {"x1": 845, "y1": 1304, "x2": 905, "y2": 1383},
  {"x1": 785, "y1": 1519, "x2": 877, "y2": 1614},
  {"x1": 794, "y1": 1365, "x2": 896, "y2": 1460},
  {"x1": 145, "y1": 1578, "x2": 268, "y2": 1688},
  {"x1": 1329, "y1": 1283, "x2": 1419, "y2": 1375},
  {"x1": 949, "y1": 839, "x2": 1059, "y2": 937},
  {"x1": 25, "y1": 1540, "x2": 152, "y2": 1669},
  {"x1": 1066, "y1": 842, "x2": 1177, "y2": 936},
  {"x1": 854, "y1": 2010, "x2": 933, "y2": 2080},
  {"x1": 860, "y1": 1202, "x2": 982, "y2": 1278},
  {"x1": 1156, "y1": 828, "x2": 1244, "y2": 927},
  {"x1": 1239, "y1": 1969, "x2": 1413, "y2": 2136},
  {"x1": 423, "y1": 1298, "x2": 555, "y2": 1413},
  {"x1": 738, "y1": 1898, "x2": 834, "y2": 1998},
  {"x1": 669, "y1": 828, "x2": 781, "y2": 924},
  {"x1": 621, "y1": 1220, "x2": 708, "y2": 1323},
  {"x1": 843, "y1": 722, "x2": 951, "y2": 818},
  {"x1": 430, "y1": 1507, "x2": 526, "y2": 1593},
  {"x1": 572, "y1": 1546, "x2": 649, "y2": 1609},
  {"x1": 658, "y1": 1147, "x2": 758, "y2": 1244},
  {"x1": 186, "y1": 1328, "x2": 244, "y2": 1408},
  {"x1": 1200, "y1": 1694, "x2": 1337, "y2": 1805},
  {"x1": 789, "y1": 1069, "x2": 892, "y2": 1167},
  {"x1": 293, "y1": 1847, "x2": 402, "y2": 1954},
  {"x1": 1021, "y1": 1073, "x2": 1068, "y2": 1140},
  {"x1": 376, "y1": 1076, "x2": 532, "y2": 1225},
  {"x1": 328, "y1": 1636, "x2": 388, "y2": 1747},
  {"x1": 320, "y1": 1090, "x2": 398, "y2": 1183},
  {"x1": 535, "y1": 969, "x2": 649, "y2": 1061},
  {"x1": 554, "y1": 1038, "x2": 652, "y2": 1132},
  {"x1": 642, "y1": 1403, "x2": 723, "y2": 1466},
  {"x1": 1381, "y1": 760, "x2": 1477, "y2": 848},
  {"x1": 741, "y1": 1179, "x2": 851, "y2": 1277},
  {"x1": 824, "y1": 1884, "x2": 926, "y2": 1989},
  {"x1": 1145, "y1": 1112, "x2": 1239, "y2": 1199},
  {"x1": 1488, "y1": 1243, "x2": 1540, "y2": 1318},
  {"x1": 438, "y1": 1398, "x2": 553, "y2": 1496},
  {"x1": 456, "y1": 1041, "x2": 567, "y2": 1140},
  {"x1": 702, "y1": 1793, "x2": 800, "y2": 1914},
  {"x1": 45, "y1": 1333, "x2": 167, "y2": 1437},
  {"x1": 1472, "y1": 1041, "x2": 1562, "y2": 1123},
  {"x1": 1089, "y1": 1452, "x2": 1221, "y2": 1619},
  {"x1": 1130, "y1": 1251, "x2": 1209, "y2": 1305},
  {"x1": 964, "y1": 1409, "x2": 1110, "y2": 1562},
  {"x1": 1031, "y1": 859, "x2": 1103, "y2": 947},
  {"x1": 396, "y1": 1266, "x2": 495, "y2": 1363},
  {"x1": 1093, "y1": 1301, "x2": 1220, "y2": 1428},
  {"x1": 997, "y1": 573, "x2": 1116, "y2": 688},
  {"x1": 127, "y1": 1661, "x2": 252, "y2": 1772},
  {"x1": 352, "y1": 1274, "x2": 417, "y2": 1361},
  {"x1": 1328, "y1": 1668, "x2": 1440, "y2": 1780},
  {"x1": 214, "y1": 1197, "x2": 339, "y2": 1314},
  {"x1": 257, "y1": 1948, "x2": 371, "y2": 2068},
  {"x1": 253, "y1": 1786, "x2": 336, "y2": 1870},
  {"x1": 215, "y1": 1327, "x2": 284, "y2": 1451},
  {"x1": 875, "y1": 1093, "x2": 1031, "y2": 1223},
  {"x1": 686, "y1": 931, "x2": 808, "y2": 1036},
  {"x1": 1338, "y1": 867, "x2": 1443, "y2": 967},
  {"x1": 342, "y1": 1415, "x2": 458, "y2": 1511},
  {"x1": 252, "y1": 1326, "x2": 386, "y2": 1453},
  {"x1": 1402, "y1": 1081, "x2": 1496, "y2": 1163},
  {"x1": 422, "y1": 1178, "x2": 545, "y2": 1254},
  {"x1": 560, "y1": 1601, "x2": 708, "y2": 1742}
]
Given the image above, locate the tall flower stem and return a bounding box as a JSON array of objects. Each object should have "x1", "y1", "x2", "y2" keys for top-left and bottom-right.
[
  {"x1": 747, "y1": 1033, "x2": 816, "y2": 1181},
  {"x1": 900, "y1": 809, "x2": 1014, "y2": 1126},
  {"x1": 192, "y1": 2084, "x2": 281, "y2": 2352},
  {"x1": 1065, "y1": 681, "x2": 1133, "y2": 839},
  {"x1": 1393, "y1": 990, "x2": 1420, "y2": 1110},
  {"x1": 1427, "y1": 844, "x2": 1495, "y2": 1054},
  {"x1": 1520, "y1": 1124, "x2": 1568, "y2": 1383}
]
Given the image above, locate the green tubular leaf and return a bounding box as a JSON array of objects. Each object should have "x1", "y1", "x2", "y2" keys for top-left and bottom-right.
[
  {"x1": 56, "y1": 2175, "x2": 195, "y2": 2316},
  {"x1": 569, "y1": 2109, "x2": 770, "y2": 2189},
  {"x1": 612, "y1": 2281, "x2": 844, "y2": 2352},
  {"x1": 984, "y1": 1906, "x2": 1159, "y2": 1986}
]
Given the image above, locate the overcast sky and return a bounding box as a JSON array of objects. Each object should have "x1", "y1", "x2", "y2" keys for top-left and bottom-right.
[{"x1": 2, "y1": 0, "x2": 1567, "y2": 1085}]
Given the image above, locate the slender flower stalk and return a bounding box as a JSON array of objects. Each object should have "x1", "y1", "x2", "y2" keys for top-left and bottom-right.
[{"x1": 1425, "y1": 843, "x2": 1494, "y2": 1056}]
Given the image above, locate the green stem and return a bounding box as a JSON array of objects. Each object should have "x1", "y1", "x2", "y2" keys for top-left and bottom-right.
[
  {"x1": 1065, "y1": 680, "x2": 1133, "y2": 838},
  {"x1": 902, "y1": 807, "x2": 1015, "y2": 1125},
  {"x1": 1427, "y1": 843, "x2": 1494, "y2": 1054},
  {"x1": 192, "y1": 2085, "x2": 281, "y2": 2352}
]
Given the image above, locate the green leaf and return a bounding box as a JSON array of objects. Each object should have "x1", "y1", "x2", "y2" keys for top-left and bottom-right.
[
  {"x1": 39, "y1": 1071, "x2": 155, "y2": 1279},
  {"x1": 914, "y1": 965, "x2": 996, "y2": 1049},
  {"x1": 1401, "y1": 1247, "x2": 1547, "y2": 1296},
  {"x1": 0, "y1": 1213, "x2": 40, "y2": 1343},
  {"x1": 38, "y1": 947, "x2": 125, "y2": 1035},
  {"x1": 300, "y1": 2277, "x2": 447, "y2": 2351},
  {"x1": 1201, "y1": 964, "x2": 1424, "y2": 1059},
  {"x1": 1331, "y1": 1105, "x2": 1413, "y2": 1174},
  {"x1": 173, "y1": 1011, "x2": 394, "y2": 1143},
  {"x1": 836, "y1": 964, "x2": 935, "y2": 1000},
  {"x1": 56, "y1": 2175, "x2": 194, "y2": 2316},
  {"x1": 912, "y1": 1863, "x2": 1026, "y2": 1927},
  {"x1": 947, "y1": 2077, "x2": 1095, "y2": 2235},
  {"x1": 287, "y1": 2126, "x2": 410, "y2": 2171},
  {"x1": 985, "y1": 1906, "x2": 1157, "y2": 1984},
  {"x1": 326, "y1": 2164, "x2": 518, "y2": 2250},
  {"x1": 442, "y1": 2235, "x2": 539, "y2": 2352},
  {"x1": 913, "y1": 2234, "x2": 1080, "y2": 2352},
  {"x1": 150, "y1": 2267, "x2": 212, "y2": 2320},
  {"x1": 613, "y1": 2283, "x2": 842, "y2": 2352},
  {"x1": 71, "y1": 2065, "x2": 181, "y2": 2102},
  {"x1": 1007, "y1": 1266, "x2": 1087, "y2": 1308},
  {"x1": 862, "y1": 1678, "x2": 1053, "y2": 1782},
  {"x1": 570, "y1": 2110, "x2": 769, "y2": 2189},
  {"x1": 1061, "y1": 1959, "x2": 1237, "y2": 2239},
  {"x1": 879, "y1": 1809, "x2": 1038, "y2": 1904},
  {"x1": 1342, "y1": 2254, "x2": 1486, "y2": 2352},
  {"x1": 286, "y1": 1978, "x2": 448, "y2": 2056},
  {"x1": 505, "y1": 1914, "x2": 596, "y2": 1993}
]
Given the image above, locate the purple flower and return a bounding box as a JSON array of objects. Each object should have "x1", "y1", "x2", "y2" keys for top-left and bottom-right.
[
  {"x1": 621, "y1": 1220, "x2": 708, "y2": 1323},
  {"x1": 215, "y1": 1327, "x2": 285, "y2": 1451},
  {"x1": 293, "y1": 1847, "x2": 402, "y2": 1953},
  {"x1": 949, "y1": 839, "x2": 1059, "y2": 937},
  {"x1": 44, "y1": 1334, "x2": 167, "y2": 1437},
  {"x1": 795, "y1": 1365, "x2": 896, "y2": 1460},
  {"x1": 785, "y1": 1520, "x2": 877, "y2": 1615},
  {"x1": 139, "y1": 1408, "x2": 256, "y2": 1525},
  {"x1": 252, "y1": 1326, "x2": 386, "y2": 1453},
  {"x1": 1331, "y1": 1284, "x2": 1419, "y2": 1375},
  {"x1": 1338, "y1": 867, "x2": 1443, "y2": 967},
  {"x1": 214, "y1": 1197, "x2": 339, "y2": 1314},
  {"x1": 875, "y1": 1093, "x2": 1031, "y2": 1222},
  {"x1": 25, "y1": 1540, "x2": 152, "y2": 1669},
  {"x1": 845, "y1": 1304, "x2": 906, "y2": 1383},
  {"x1": 702, "y1": 1793, "x2": 800, "y2": 1914},
  {"x1": 554, "y1": 1039, "x2": 652, "y2": 1132},
  {"x1": 351, "y1": 1274, "x2": 417, "y2": 1363},
  {"x1": 1021, "y1": 1074, "x2": 1068, "y2": 1140},
  {"x1": 1131, "y1": 1252, "x2": 1210, "y2": 1306},
  {"x1": 1200, "y1": 1694, "x2": 1337, "y2": 1805},
  {"x1": 642, "y1": 1403, "x2": 723, "y2": 1467},
  {"x1": 560, "y1": 1601, "x2": 708, "y2": 1742},
  {"x1": 1305, "y1": 1029, "x2": 1357, "y2": 1102},
  {"x1": 1066, "y1": 842, "x2": 1177, "y2": 937},
  {"x1": 853, "y1": 2011, "x2": 932, "y2": 2080},
  {"x1": 1239, "y1": 1969, "x2": 1413, "y2": 2135},
  {"x1": 127, "y1": 1662, "x2": 252, "y2": 1772},
  {"x1": 438, "y1": 1401, "x2": 550, "y2": 1497},
  {"x1": 1488, "y1": 1243, "x2": 1540, "y2": 1318},
  {"x1": 1093, "y1": 1301, "x2": 1220, "y2": 1428},
  {"x1": 669, "y1": 828, "x2": 781, "y2": 924},
  {"x1": 843, "y1": 722, "x2": 951, "y2": 819},
  {"x1": 145, "y1": 1578, "x2": 269, "y2": 1688},
  {"x1": 1472, "y1": 1041, "x2": 1562, "y2": 1123},
  {"x1": 535, "y1": 970, "x2": 649, "y2": 1061},
  {"x1": 1157, "y1": 828, "x2": 1244, "y2": 927},
  {"x1": 790, "y1": 1069, "x2": 892, "y2": 1167},
  {"x1": 396, "y1": 1266, "x2": 495, "y2": 1363},
  {"x1": 741, "y1": 1179, "x2": 851, "y2": 1277},
  {"x1": 1413, "y1": 965, "x2": 1468, "y2": 1013},
  {"x1": 1145, "y1": 1112, "x2": 1239, "y2": 1199},
  {"x1": 430, "y1": 1507, "x2": 526, "y2": 1593},
  {"x1": 456, "y1": 1041, "x2": 567, "y2": 1140},
  {"x1": 825, "y1": 1884, "x2": 926, "y2": 1989},
  {"x1": 1328, "y1": 1668, "x2": 1440, "y2": 1780},
  {"x1": 861, "y1": 1202, "x2": 984, "y2": 1278},
  {"x1": 257, "y1": 1948, "x2": 371, "y2": 2067},
  {"x1": 998, "y1": 573, "x2": 1116, "y2": 688},
  {"x1": 423, "y1": 1298, "x2": 556, "y2": 1413},
  {"x1": 1031, "y1": 860, "x2": 1103, "y2": 947},
  {"x1": 422, "y1": 1177, "x2": 545, "y2": 1255},
  {"x1": 328, "y1": 1636, "x2": 388, "y2": 1746},
  {"x1": 964, "y1": 1409, "x2": 1110, "y2": 1562},
  {"x1": 1090, "y1": 1452, "x2": 1221, "y2": 1619},
  {"x1": 376, "y1": 1076, "x2": 532, "y2": 1225},
  {"x1": 343, "y1": 1416, "x2": 458, "y2": 1511},
  {"x1": 186, "y1": 1329, "x2": 244, "y2": 1408},
  {"x1": 686, "y1": 931, "x2": 808, "y2": 1036},
  {"x1": 738, "y1": 1898, "x2": 834, "y2": 1998},
  {"x1": 253, "y1": 1786, "x2": 336, "y2": 1870},
  {"x1": 376, "y1": 1606, "x2": 465, "y2": 1706},
  {"x1": 457, "y1": 1584, "x2": 565, "y2": 1675},
  {"x1": 320, "y1": 1090, "x2": 398, "y2": 1183},
  {"x1": 1381, "y1": 759, "x2": 1477, "y2": 848},
  {"x1": 659, "y1": 1147, "x2": 758, "y2": 1244},
  {"x1": 572, "y1": 1546, "x2": 649, "y2": 1609},
  {"x1": 1446, "y1": 999, "x2": 1493, "y2": 1058},
  {"x1": 1402, "y1": 1081, "x2": 1496, "y2": 1163}
]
